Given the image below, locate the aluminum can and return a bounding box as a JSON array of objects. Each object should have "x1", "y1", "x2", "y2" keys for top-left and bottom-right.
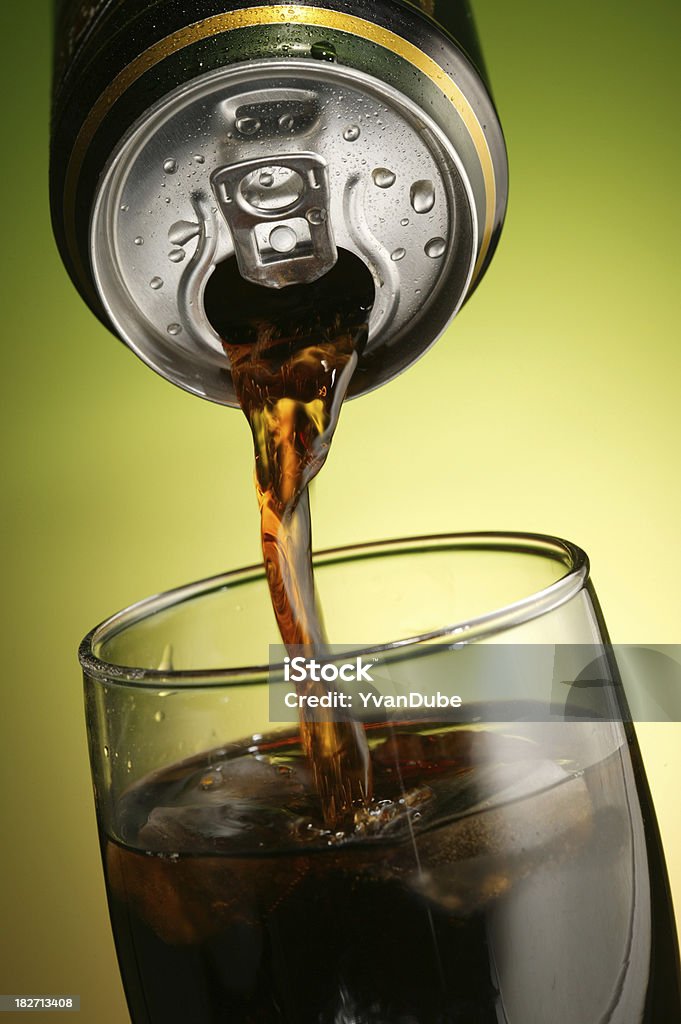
[{"x1": 51, "y1": 0, "x2": 508, "y2": 404}]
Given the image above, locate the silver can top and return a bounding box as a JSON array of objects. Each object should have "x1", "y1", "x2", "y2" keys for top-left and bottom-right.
[{"x1": 91, "y1": 59, "x2": 477, "y2": 405}]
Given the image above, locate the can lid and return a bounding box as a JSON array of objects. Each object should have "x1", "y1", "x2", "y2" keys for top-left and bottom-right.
[{"x1": 91, "y1": 60, "x2": 477, "y2": 405}]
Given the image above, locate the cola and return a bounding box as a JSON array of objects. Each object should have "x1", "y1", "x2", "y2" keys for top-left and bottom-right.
[
  {"x1": 102, "y1": 716, "x2": 680, "y2": 1023},
  {"x1": 212, "y1": 249, "x2": 375, "y2": 829}
]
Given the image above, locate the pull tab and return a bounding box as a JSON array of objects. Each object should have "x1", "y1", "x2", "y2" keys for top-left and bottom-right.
[{"x1": 211, "y1": 153, "x2": 337, "y2": 289}]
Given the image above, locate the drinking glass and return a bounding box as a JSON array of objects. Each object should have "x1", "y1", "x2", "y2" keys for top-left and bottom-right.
[{"x1": 79, "y1": 533, "x2": 680, "y2": 1023}]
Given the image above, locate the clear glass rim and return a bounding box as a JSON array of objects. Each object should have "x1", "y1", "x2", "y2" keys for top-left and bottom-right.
[{"x1": 78, "y1": 532, "x2": 589, "y2": 687}]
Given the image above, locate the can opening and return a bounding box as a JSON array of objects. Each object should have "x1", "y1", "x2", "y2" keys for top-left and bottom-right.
[{"x1": 203, "y1": 248, "x2": 376, "y2": 350}]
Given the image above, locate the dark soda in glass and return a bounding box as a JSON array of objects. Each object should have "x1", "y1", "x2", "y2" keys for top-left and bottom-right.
[{"x1": 102, "y1": 716, "x2": 680, "y2": 1023}]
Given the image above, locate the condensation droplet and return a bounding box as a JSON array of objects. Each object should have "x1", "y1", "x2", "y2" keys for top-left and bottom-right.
[
  {"x1": 236, "y1": 116, "x2": 261, "y2": 136},
  {"x1": 343, "y1": 125, "x2": 360, "y2": 142},
  {"x1": 278, "y1": 113, "x2": 295, "y2": 131},
  {"x1": 167, "y1": 323, "x2": 182, "y2": 335},
  {"x1": 168, "y1": 220, "x2": 200, "y2": 245},
  {"x1": 425, "y1": 237, "x2": 446, "y2": 258},
  {"x1": 373, "y1": 167, "x2": 396, "y2": 189},
  {"x1": 150, "y1": 277, "x2": 164, "y2": 290},
  {"x1": 411, "y1": 180, "x2": 436, "y2": 214},
  {"x1": 154, "y1": 710, "x2": 165, "y2": 723},
  {"x1": 391, "y1": 248, "x2": 406, "y2": 262},
  {"x1": 134, "y1": 236, "x2": 144, "y2": 246},
  {"x1": 194, "y1": 154, "x2": 205, "y2": 164},
  {"x1": 259, "y1": 170, "x2": 275, "y2": 188},
  {"x1": 311, "y1": 40, "x2": 336, "y2": 62},
  {"x1": 306, "y1": 207, "x2": 327, "y2": 225},
  {"x1": 126, "y1": 760, "x2": 133, "y2": 771},
  {"x1": 400, "y1": 218, "x2": 410, "y2": 226},
  {"x1": 120, "y1": 204, "x2": 129, "y2": 213},
  {"x1": 163, "y1": 158, "x2": 177, "y2": 174},
  {"x1": 168, "y1": 248, "x2": 186, "y2": 263},
  {"x1": 103, "y1": 746, "x2": 110, "y2": 758}
]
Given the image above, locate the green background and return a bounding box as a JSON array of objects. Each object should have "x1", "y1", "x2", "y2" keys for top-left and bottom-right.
[{"x1": 1, "y1": 0, "x2": 680, "y2": 1019}]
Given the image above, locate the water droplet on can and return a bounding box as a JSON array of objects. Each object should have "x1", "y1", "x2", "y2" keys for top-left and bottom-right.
[
  {"x1": 343, "y1": 125, "x2": 360, "y2": 142},
  {"x1": 150, "y1": 277, "x2": 164, "y2": 290},
  {"x1": 400, "y1": 218, "x2": 410, "y2": 226},
  {"x1": 425, "y1": 237, "x2": 446, "y2": 258},
  {"x1": 372, "y1": 167, "x2": 396, "y2": 189},
  {"x1": 163, "y1": 158, "x2": 177, "y2": 174},
  {"x1": 259, "y1": 170, "x2": 275, "y2": 188},
  {"x1": 391, "y1": 248, "x2": 406, "y2": 262},
  {"x1": 306, "y1": 207, "x2": 327, "y2": 225},
  {"x1": 168, "y1": 220, "x2": 200, "y2": 245},
  {"x1": 120, "y1": 204, "x2": 129, "y2": 213},
  {"x1": 103, "y1": 746, "x2": 109, "y2": 758},
  {"x1": 311, "y1": 40, "x2": 337, "y2": 62},
  {"x1": 411, "y1": 180, "x2": 436, "y2": 214},
  {"x1": 278, "y1": 113, "x2": 295, "y2": 131},
  {"x1": 154, "y1": 710, "x2": 165, "y2": 723},
  {"x1": 236, "y1": 116, "x2": 261, "y2": 136},
  {"x1": 167, "y1": 323, "x2": 182, "y2": 335},
  {"x1": 194, "y1": 154, "x2": 205, "y2": 164},
  {"x1": 168, "y1": 248, "x2": 186, "y2": 263},
  {"x1": 133, "y1": 236, "x2": 144, "y2": 246}
]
